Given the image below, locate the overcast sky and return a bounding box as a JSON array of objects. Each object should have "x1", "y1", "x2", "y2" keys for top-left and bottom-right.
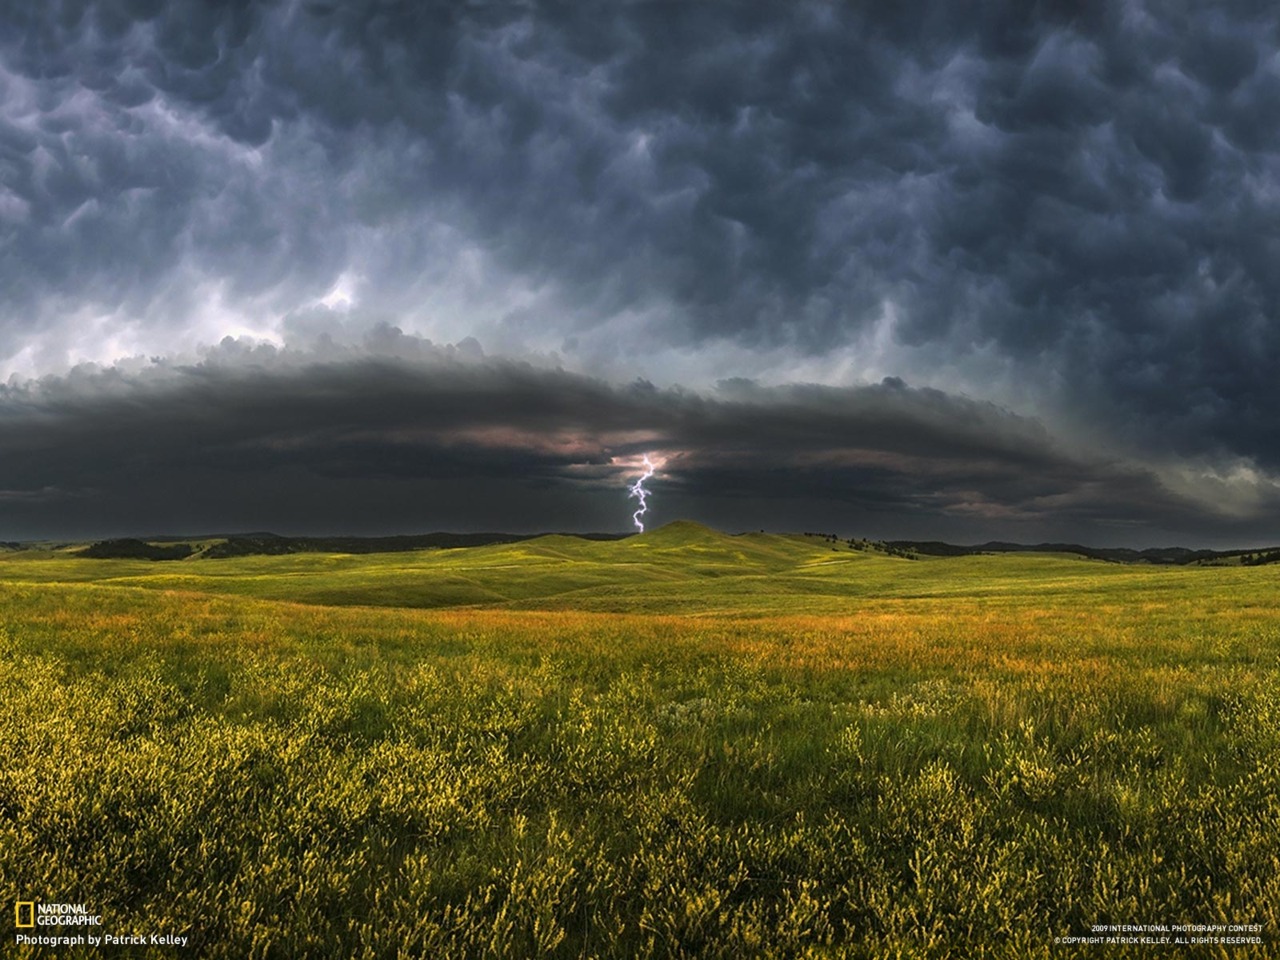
[{"x1": 3, "y1": 1, "x2": 1279, "y2": 544}]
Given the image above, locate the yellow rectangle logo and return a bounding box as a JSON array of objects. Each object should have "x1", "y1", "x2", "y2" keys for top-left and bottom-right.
[{"x1": 15, "y1": 901, "x2": 35, "y2": 928}]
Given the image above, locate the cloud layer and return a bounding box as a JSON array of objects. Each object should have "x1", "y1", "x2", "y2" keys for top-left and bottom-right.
[
  {"x1": 3, "y1": 3, "x2": 1280, "y2": 540},
  {"x1": 2, "y1": 335, "x2": 1273, "y2": 544}
]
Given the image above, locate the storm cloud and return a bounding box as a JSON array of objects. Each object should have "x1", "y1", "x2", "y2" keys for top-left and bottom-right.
[
  {"x1": 1, "y1": 334, "x2": 1271, "y2": 544},
  {"x1": 2, "y1": 2, "x2": 1280, "y2": 541}
]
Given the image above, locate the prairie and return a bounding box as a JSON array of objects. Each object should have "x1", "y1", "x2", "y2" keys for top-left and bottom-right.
[{"x1": 1, "y1": 522, "x2": 1277, "y2": 958}]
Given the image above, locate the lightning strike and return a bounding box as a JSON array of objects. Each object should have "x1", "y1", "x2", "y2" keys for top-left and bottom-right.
[{"x1": 628, "y1": 455, "x2": 656, "y2": 532}]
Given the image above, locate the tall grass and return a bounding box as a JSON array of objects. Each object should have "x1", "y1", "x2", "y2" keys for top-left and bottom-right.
[{"x1": 2, "y1": 552, "x2": 1278, "y2": 957}]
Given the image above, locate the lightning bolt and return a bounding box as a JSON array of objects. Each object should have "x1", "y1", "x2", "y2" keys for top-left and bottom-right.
[{"x1": 628, "y1": 455, "x2": 656, "y2": 532}]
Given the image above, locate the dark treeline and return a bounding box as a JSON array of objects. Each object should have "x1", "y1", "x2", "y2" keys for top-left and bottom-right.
[
  {"x1": 800, "y1": 532, "x2": 1280, "y2": 565},
  {"x1": 1241, "y1": 550, "x2": 1280, "y2": 566},
  {"x1": 889, "y1": 541, "x2": 1280, "y2": 566},
  {"x1": 80, "y1": 539, "x2": 194, "y2": 561}
]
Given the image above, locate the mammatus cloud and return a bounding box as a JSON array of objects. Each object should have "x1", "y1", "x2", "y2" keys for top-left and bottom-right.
[{"x1": 1, "y1": 334, "x2": 1274, "y2": 544}]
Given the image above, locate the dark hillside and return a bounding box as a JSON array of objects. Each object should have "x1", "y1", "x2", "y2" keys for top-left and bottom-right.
[
  {"x1": 79, "y1": 539, "x2": 194, "y2": 561},
  {"x1": 202, "y1": 531, "x2": 628, "y2": 558},
  {"x1": 889, "y1": 540, "x2": 1269, "y2": 565}
]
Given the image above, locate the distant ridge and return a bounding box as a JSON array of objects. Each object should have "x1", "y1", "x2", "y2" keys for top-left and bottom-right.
[
  {"x1": 58, "y1": 523, "x2": 1280, "y2": 565},
  {"x1": 887, "y1": 540, "x2": 1280, "y2": 566},
  {"x1": 81, "y1": 538, "x2": 194, "y2": 561},
  {"x1": 202, "y1": 531, "x2": 630, "y2": 558},
  {"x1": 74, "y1": 531, "x2": 628, "y2": 560}
]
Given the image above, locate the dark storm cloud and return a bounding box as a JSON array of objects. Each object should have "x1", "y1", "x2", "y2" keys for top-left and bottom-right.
[
  {"x1": 0, "y1": 336, "x2": 1267, "y2": 543},
  {"x1": 3, "y1": 2, "x2": 1280, "y2": 485}
]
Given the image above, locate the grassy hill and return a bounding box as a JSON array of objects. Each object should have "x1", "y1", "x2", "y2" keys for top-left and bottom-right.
[
  {"x1": 1, "y1": 522, "x2": 1277, "y2": 957},
  {"x1": 0, "y1": 520, "x2": 1254, "y2": 615}
]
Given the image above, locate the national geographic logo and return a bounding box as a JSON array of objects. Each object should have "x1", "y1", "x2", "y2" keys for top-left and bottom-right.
[
  {"x1": 13, "y1": 898, "x2": 189, "y2": 948},
  {"x1": 13, "y1": 900, "x2": 103, "y2": 928}
]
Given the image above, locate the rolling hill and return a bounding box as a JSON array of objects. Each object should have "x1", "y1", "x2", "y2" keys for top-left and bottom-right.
[{"x1": 0, "y1": 520, "x2": 1259, "y2": 616}]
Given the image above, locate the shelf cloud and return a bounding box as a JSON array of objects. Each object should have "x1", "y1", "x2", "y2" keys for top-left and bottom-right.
[{"x1": 1, "y1": 335, "x2": 1273, "y2": 544}]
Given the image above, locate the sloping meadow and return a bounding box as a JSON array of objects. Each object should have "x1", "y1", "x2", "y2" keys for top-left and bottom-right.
[{"x1": 2, "y1": 562, "x2": 1278, "y2": 958}]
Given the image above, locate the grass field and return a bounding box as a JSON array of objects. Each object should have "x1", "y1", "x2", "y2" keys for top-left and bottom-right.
[{"x1": 2, "y1": 522, "x2": 1277, "y2": 957}]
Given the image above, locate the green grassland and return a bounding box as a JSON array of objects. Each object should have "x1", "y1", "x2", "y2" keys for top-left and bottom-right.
[{"x1": 2, "y1": 522, "x2": 1277, "y2": 958}]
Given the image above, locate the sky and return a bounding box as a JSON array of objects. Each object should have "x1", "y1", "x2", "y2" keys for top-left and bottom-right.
[{"x1": 2, "y1": 0, "x2": 1279, "y2": 545}]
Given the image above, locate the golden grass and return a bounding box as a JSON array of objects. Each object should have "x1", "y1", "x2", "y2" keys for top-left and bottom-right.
[{"x1": 2, "y1": 549, "x2": 1278, "y2": 958}]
